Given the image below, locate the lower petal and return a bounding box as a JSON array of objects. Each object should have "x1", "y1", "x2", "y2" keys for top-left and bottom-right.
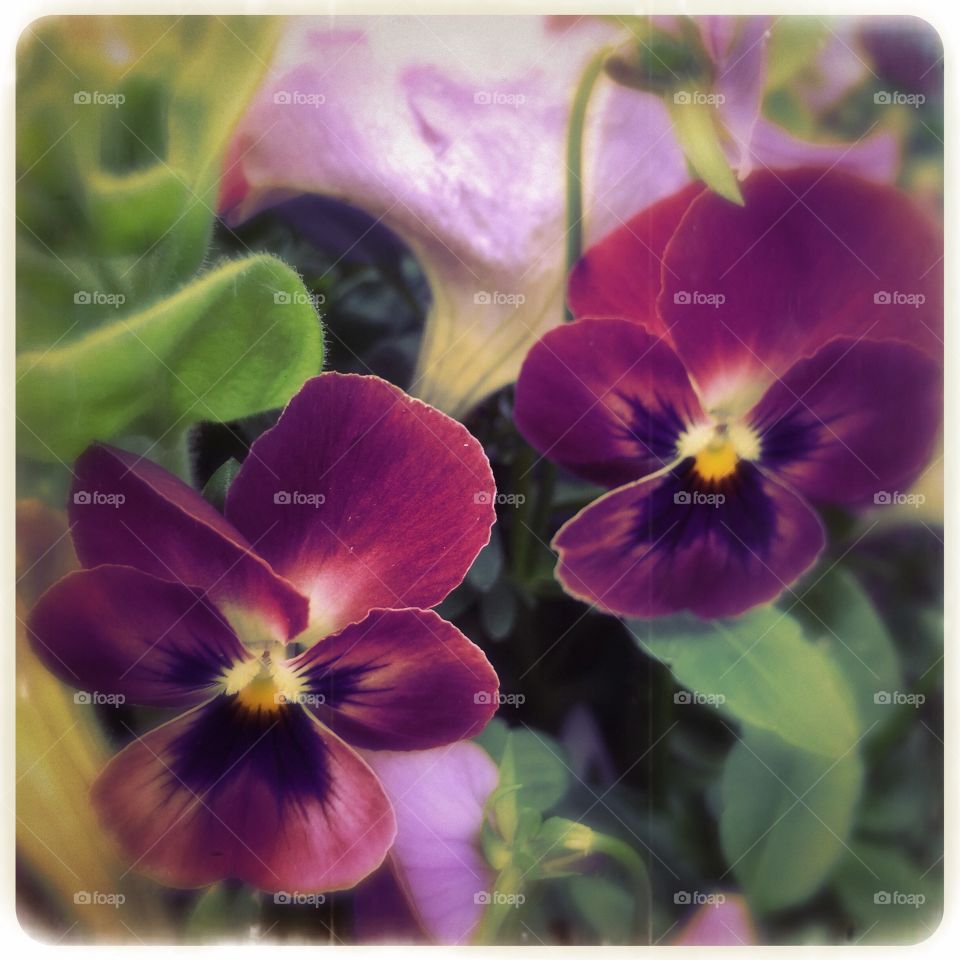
[
  {"x1": 552, "y1": 463, "x2": 825, "y2": 619},
  {"x1": 92, "y1": 700, "x2": 396, "y2": 892}
]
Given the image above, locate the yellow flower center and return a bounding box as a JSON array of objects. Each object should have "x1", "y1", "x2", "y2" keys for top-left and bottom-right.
[
  {"x1": 677, "y1": 420, "x2": 760, "y2": 482},
  {"x1": 694, "y1": 440, "x2": 739, "y2": 482},
  {"x1": 221, "y1": 654, "x2": 304, "y2": 715}
]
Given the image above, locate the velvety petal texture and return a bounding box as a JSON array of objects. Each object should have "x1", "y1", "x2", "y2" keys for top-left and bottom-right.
[
  {"x1": 657, "y1": 169, "x2": 943, "y2": 407},
  {"x1": 226, "y1": 374, "x2": 495, "y2": 636},
  {"x1": 70, "y1": 444, "x2": 309, "y2": 642},
  {"x1": 751, "y1": 338, "x2": 942, "y2": 506},
  {"x1": 361, "y1": 743, "x2": 499, "y2": 945},
  {"x1": 28, "y1": 565, "x2": 246, "y2": 708},
  {"x1": 566, "y1": 184, "x2": 704, "y2": 330},
  {"x1": 92, "y1": 702, "x2": 396, "y2": 892},
  {"x1": 524, "y1": 166, "x2": 941, "y2": 619},
  {"x1": 514, "y1": 319, "x2": 703, "y2": 487},
  {"x1": 294, "y1": 609, "x2": 499, "y2": 750},
  {"x1": 552, "y1": 462, "x2": 825, "y2": 619}
]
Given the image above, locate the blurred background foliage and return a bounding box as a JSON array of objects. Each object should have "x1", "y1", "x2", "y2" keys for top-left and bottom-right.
[{"x1": 16, "y1": 14, "x2": 943, "y2": 947}]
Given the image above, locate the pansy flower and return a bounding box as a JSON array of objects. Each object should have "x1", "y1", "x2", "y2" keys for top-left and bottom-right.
[
  {"x1": 28, "y1": 373, "x2": 499, "y2": 892},
  {"x1": 515, "y1": 168, "x2": 942, "y2": 619}
]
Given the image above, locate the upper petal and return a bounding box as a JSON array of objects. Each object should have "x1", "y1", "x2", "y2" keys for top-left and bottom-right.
[
  {"x1": 360, "y1": 743, "x2": 499, "y2": 945},
  {"x1": 225, "y1": 374, "x2": 494, "y2": 634},
  {"x1": 567, "y1": 183, "x2": 704, "y2": 330},
  {"x1": 92, "y1": 698, "x2": 396, "y2": 892},
  {"x1": 657, "y1": 168, "x2": 943, "y2": 408},
  {"x1": 751, "y1": 338, "x2": 942, "y2": 506},
  {"x1": 70, "y1": 444, "x2": 309, "y2": 641},
  {"x1": 553, "y1": 461, "x2": 825, "y2": 619},
  {"x1": 29, "y1": 564, "x2": 247, "y2": 708},
  {"x1": 291, "y1": 608, "x2": 499, "y2": 751},
  {"x1": 514, "y1": 318, "x2": 704, "y2": 488}
]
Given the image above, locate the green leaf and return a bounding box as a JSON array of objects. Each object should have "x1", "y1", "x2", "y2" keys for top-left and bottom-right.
[
  {"x1": 832, "y1": 841, "x2": 943, "y2": 944},
  {"x1": 565, "y1": 874, "x2": 634, "y2": 944},
  {"x1": 667, "y1": 98, "x2": 744, "y2": 205},
  {"x1": 17, "y1": 255, "x2": 324, "y2": 461},
  {"x1": 792, "y1": 569, "x2": 902, "y2": 733},
  {"x1": 185, "y1": 883, "x2": 261, "y2": 942},
  {"x1": 720, "y1": 728, "x2": 863, "y2": 913},
  {"x1": 629, "y1": 608, "x2": 861, "y2": 758},
  {"x1": 475, "y1": 720, "x2": 571, "y2": 812}
]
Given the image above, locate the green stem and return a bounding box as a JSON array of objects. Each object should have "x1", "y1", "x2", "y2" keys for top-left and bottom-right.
[
  {"x1": 564, "y1": 47, "x2": 610, "y2": 321},
  {"x1": 591, "y1": 833, "x2": 653, "y2": 944}
]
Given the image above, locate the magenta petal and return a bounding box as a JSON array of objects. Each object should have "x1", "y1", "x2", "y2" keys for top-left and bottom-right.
[
  {"x1": 70, "y1": 445, "x2": 309, "y2": 641},
  {"x1": 673, "y1": 894, "x2": 757, "y2": 945},
  {"x1": 361, "y1": 743, "x2": 498, "y2": 945},
  {"x1": 658, "y1": 169, "x2": 943, "y2": 406},
  {"x1": 552, "y1": 464, "x2": 825, "y2": 619},
  {"x1": 225, "y1": 374, "x2": 494, "y2": 634},
  {"x1": 293, "y1": 608, "x2": 498, "y2": 751},
  {"x1": 567, "y1": 183, "x2": 703, "y2": 330},
  {"x1": 514, "y1": 319, "x2": 703, "y2": 487},
  {"x1": 751, "y1": 338, "x2": 941, "y2": 506},
  {"x1": 28, "y1": 565, "x2": 247, "y2": 708},
  {"x1": 91, "y1": 701, "x2": 396, "y2": 892}
]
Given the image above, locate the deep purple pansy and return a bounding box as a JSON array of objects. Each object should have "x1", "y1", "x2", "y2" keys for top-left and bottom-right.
[
  {"x1": 515, "y1": 168, "x2": 942, "y2": 619},
  {"x1": 28, "y1": 373, "x2": 500, "y2": 892}
]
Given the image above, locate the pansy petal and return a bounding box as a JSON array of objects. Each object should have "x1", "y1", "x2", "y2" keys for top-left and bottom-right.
[
  {"x1": 70, "y1": 445, "x2": 309, "y2": 641},
  {"x1": 751, "y1": 338, "x2": 941, "y2": 506},
  {"x1": 225, "y1": 374, "x2": 494, "y2": 635},
  {"x1": 28, "y1": 565, "x2": 247, "y2": 708},
  {"x1": 91, "y1": 699, "x2": 396, "y2": 892},
  {"x1": 361, "y1": 743, "x2": 499, "y2": 945},
  {"x1": 293, "y1": 608, "x2": 498, "y2": 751},
  {"x1": 658, "y1": 169, "x2": 943, "y2": 408},
  {"x1": 515, "y1": 319, "x2": 703, "y2": 487},
  {"x1": 567, "y1": 183, "x2": 703, "y2": 330},
  {"x1": 553, "y1": 462, "x2": 825, "y2": 619}
]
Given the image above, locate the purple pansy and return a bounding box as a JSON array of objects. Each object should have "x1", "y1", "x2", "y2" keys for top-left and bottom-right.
[
  {"x1": 515, "y1": 168, "x2": 942, "y2": 619},
  {"x1": 29, "y1": 373, "x2": 500, "y2": 892}
]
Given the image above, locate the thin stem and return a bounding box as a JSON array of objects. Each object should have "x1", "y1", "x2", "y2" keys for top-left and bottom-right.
[{"x1": 564, "y1": 47, "x2": 610, "y2": 321}]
